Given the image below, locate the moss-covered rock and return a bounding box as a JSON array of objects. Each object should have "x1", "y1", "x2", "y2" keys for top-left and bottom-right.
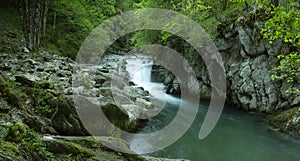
[
  {"x1": 268, "y1": 106, "x2": 300, "y2": 136},
  {"x1": 42, "y1": 136, "x2": 147, "y2": 161},
  {"x1": 49, "y1": 96, "x2": 89, "y2": 136},
  {"x1": 0, "y1": 140, "x2": 23, "y2": 161},
  {"x1": 43, "y1": 137, "x2": 95, "y2": 159},
  {"x1": 2, "y1": 121, "x2": 56, "y2": 160}
]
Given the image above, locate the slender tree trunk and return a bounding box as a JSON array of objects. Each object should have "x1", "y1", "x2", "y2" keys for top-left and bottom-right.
[
  {"x1": 43, "y1": 0, "x2": 48, "y2": 35},
  {"x1": 53, "y1": 11, "x2": 56, "y2": 29},
  {"x1": 20, "y1": 0, "x2": 48, "y2": 50},
  {"x1": 223, "y1": 0, "x2": 229, "y2": 10}
]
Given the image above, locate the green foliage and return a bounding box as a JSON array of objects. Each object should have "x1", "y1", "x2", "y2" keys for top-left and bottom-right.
[
  {"x1": 128, "y1": 0, "x2": 221, "y2": 49},
  {"x1": 45, "y1": 0, "x2": 117, "y2": 59},
  {"x1": 130, "y1": 30, "x2": 162, "y2": 47},
  {"x1": 37, "y1": 0, "x2": 246, "y2": 57},
  {"x1": 261, "y1": 1, "x2": 300, "y2": 96},
  {"x1": 261, "y1": 1, "x2": 300, "y2": 46},
  {"x1": 272, "y1": 51, "x2": 300, "y2": 96}
]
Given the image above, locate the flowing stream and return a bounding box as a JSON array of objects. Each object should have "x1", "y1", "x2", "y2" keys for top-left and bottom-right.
[{"x1": 126, "y1": 57, "x2": 300, "y2": 161}]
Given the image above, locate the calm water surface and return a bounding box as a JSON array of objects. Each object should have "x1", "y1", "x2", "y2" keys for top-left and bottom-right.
[{"x1": 131, "y1": 100, "x2": 300, "y2": 161}]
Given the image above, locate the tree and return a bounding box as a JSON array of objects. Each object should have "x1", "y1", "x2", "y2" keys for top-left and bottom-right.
[{"x1": 20, "y1": 0, "x2": 49, "y2": 50}]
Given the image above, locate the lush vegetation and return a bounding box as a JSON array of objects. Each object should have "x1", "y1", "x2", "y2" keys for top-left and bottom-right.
[
  {"x1": 0, "y1": 0, "x2": 296, "y2": 97},
  {"x1": 260, "y1": 0, "x2": 299, "y2": 96},
  {"x1": 1, "y1": 0, "x2": 298, "y2": 95}
]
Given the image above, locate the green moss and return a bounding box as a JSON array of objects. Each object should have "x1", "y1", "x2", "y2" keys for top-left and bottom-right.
[
  {"x1": 0, "y1": 140, "x2": 19, "y2": 155},
  {"x1": 268, "y1": 107, "x2": 300, "y2": 135},
  {"x1": 5, "y1": 122, "x2": 56, "y2": 160},
  {"x1": 44, "y1": 139, "x2": 95, "y2": 159},
  {"x1": 0, "y1": 140, "x2": 23, "y2": 160},
  {"x1": 0, "y1": 76, "x2": 27, "y2": 108},
  {"x1": 18, "y1": 80, "x2": 56, "y2": 117}
]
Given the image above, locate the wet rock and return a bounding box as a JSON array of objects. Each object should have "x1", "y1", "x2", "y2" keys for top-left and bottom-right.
[
  {"x1": 136, "y1": 98, "x2": 154, "y2": 110},
  {"x1": 22, "y1": 47, "x2": 29, "y2": 53},
  {"x1": 0, "y1": 51, "x2": 188, "y2": 161},
  {"x1": 237, "y1": 26, "x2": 266, "y2": 56},
  {"x1": 143, "y1": 156, "x2": 190, "y2": 161},
  {"x1": 123, "y1": 86, "x2": 149, "y2": 100},
  {"x1": 73, "y1": 95, "x2": 139, "y2": 134}
]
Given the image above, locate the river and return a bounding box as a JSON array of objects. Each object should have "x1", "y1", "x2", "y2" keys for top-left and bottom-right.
[{"x1": 126, "y1": 57, "x2": 300, "y2": 161}]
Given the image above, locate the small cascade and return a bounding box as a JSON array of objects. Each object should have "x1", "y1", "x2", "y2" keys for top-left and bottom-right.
[{"x1": 126, "y1": 57, "x2": 166, "y2": 98}]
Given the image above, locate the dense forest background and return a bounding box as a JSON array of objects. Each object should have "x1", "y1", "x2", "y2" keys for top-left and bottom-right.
[{"x1": 1, "y1": 0, "x2": 298, "y2": 95}]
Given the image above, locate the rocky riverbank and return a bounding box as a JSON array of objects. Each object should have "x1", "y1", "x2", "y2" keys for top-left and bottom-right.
[{"x1": 0, "y1": 51, "x2": 189, "y2": 161}]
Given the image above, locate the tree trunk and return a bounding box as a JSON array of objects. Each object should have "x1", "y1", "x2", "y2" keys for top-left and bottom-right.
[
  {"x1": 223, "y1": 0, "x2": 230, "y2": 10},
  {"x1": 20, "y1": 0, "x2": 48, "y2": 50}
]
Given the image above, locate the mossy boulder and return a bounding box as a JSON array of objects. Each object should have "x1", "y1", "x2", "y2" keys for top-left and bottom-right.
[
  {"x1": 42, "y1": 136, "x2": 146, "y2": 161},
  {"x1": 268, "y1": 106, "x2": 300, "y2": 135},
  {"x1": 5, "y1": 121, "x2": 29, "y2": 142},
  {"x1": 42, "y1": 136, "x2": 95, "y2": 159},
  {"x1": 49, "y1": 96, "x2": 89, "y2": 136},
  {"x1": 3, "y1": 121, "x2": 56, "y2": 160}
]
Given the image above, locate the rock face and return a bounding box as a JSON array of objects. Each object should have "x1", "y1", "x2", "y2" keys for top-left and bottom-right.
[
  {"x1": 217, "y1": 23, "x2": 288, "y2": 112},
  {"x1": 155, "y1": 14, "x2": 295, "y2": 113},
  {"x1": 150, "y1": 12, "x2": 299, "y2": 135}
]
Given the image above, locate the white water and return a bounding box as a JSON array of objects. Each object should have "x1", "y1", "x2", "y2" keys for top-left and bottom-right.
[{"x1": 126, "y1": 57, "x2": 181, "y2": 104}]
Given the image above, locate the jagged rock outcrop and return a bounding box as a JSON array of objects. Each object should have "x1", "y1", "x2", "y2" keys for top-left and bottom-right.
[
  {"x1": 155, "y1": 12, "x2": 294, "y2": 113},
  {"x1": 215, "y1": 19, "x2": 292, "y2": 112}
]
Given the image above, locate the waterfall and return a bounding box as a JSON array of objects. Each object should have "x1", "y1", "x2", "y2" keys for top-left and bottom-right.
[
  {"x1": 132, "y1": 64, "x2": 152, "y2": 84},
  {"x1": 126, "y1": 57, "x2": 164, "y2": 93}
]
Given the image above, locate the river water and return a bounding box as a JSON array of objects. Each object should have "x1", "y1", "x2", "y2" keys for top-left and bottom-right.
[{"x1": 126, "y1": 57, "x2": 300, "y2": 161}]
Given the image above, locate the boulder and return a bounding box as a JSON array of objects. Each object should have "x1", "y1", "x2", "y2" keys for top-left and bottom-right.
[{"x1": 49, "y1": 96, "x2": 89, "y2": 136}]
